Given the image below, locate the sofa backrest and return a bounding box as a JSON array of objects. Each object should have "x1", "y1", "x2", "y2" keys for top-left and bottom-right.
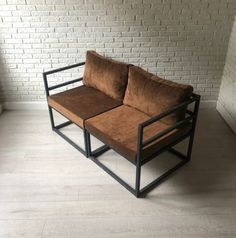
[
  {"x1": 123, "y1": 66, "x2": 193, "y2": 125},
  {"x1": 83, "y1": 51, "x2": 130, "y2": 101}
]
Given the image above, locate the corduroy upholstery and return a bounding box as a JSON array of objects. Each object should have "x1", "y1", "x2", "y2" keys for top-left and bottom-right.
[
  {"x1": 48, "y1": 85, "x2": 121, "y2": 128},
  {"x1": 124, "y1": 66, "x2": 193, "y2": 125},
  {"x1": 83, "y1": 51, "x2": 130, "y2": 101},
  {"x1": 85, "y1": 105, "x2": 191, "y2": 161}
]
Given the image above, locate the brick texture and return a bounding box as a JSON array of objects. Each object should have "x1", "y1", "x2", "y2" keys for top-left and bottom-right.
[{"x1": 0, "y1": 0, "x2": 236, "y2": 102}]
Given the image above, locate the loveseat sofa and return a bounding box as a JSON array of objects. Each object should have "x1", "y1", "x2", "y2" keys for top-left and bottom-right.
[{"x1": 43, "y1": 51, "x2": 200, "y2": 197}]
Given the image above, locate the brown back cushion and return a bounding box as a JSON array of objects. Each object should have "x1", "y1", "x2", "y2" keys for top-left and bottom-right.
[
  {"x1": 83, "y1": 51, "x2": 129, "y2": 101},
  {"x1": 123, "y1": 66, "x2": 193, "y2": 124}
]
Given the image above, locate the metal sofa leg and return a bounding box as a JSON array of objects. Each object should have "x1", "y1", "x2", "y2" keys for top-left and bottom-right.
[
  {"x1": 48, "y1": 106, "x2": 55, "y2": 130},
  {"x1": 186, "y1": 95, "x2": 200, "y2": 161},
  {"x1": 135, "y1": 163, "x2": 141, "y2": 198},
  {"x1": 186, "y1": 132, "x2": 194, "y2": 161},
  {"x1": 84, "y1": 129, "x2": 91, "y2": 158}
]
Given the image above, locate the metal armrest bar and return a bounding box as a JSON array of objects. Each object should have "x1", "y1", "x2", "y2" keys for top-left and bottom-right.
[
  {"x1": 142, "y1": 115, "x2": 193, "y2": 148},
  {"x1": 140, "y1": 97, "x2": 196, "y2": 129},
  {"x1": 48, "y1": 77, "x2": 83, "y2": 91},
  {"x1": 43, "y1": 62, "x2": 85, "y2": 76},
  {"x1": 43, "y1": 62, "x2": 85, "y2": 97}
]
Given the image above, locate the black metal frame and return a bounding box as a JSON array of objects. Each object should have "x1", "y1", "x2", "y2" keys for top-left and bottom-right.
[
  {"x1": 43, "y1": 62, "x2": 200, "y2": 198},
  {"x1": 43, "y1": 62, "x2": 91, "y2": 157},
  {"x1": 86, "y1": 93, "x2": 200, "y2": 198}
]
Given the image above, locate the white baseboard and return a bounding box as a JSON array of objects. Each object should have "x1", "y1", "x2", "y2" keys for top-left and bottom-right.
[
  {"x1": 216, "y1": 100, "x2": 236, "y2": 134},
  {"x1": 3, "y1": 101, "x2": 48, "y2": 110},
  {"x1": 3, "y1": 100, "x2": 216, "y2": 111}
]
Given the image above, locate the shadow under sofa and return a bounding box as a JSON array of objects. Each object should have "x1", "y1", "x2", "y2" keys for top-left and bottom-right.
[{"x1": 43, "y1": 50, "x2": 200, "y2": 198}]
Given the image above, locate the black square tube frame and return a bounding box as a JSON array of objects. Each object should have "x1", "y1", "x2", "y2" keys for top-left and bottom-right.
[{"x1": 43, "y1": 62, "x2": 200, "y2": 198}]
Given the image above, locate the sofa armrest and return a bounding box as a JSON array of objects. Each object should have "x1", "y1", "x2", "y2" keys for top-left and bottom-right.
[
  {"x1": 43, "y1": 62, "x2": 85, "y2": 96},
  {"x1": 136, "y1": 93, "x2": 200, "y2": 161}
]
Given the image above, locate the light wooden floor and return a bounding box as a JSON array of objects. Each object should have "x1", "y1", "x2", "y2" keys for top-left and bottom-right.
[{"x1": 0, "y1": 108, "x2": 236, "y2": 238}]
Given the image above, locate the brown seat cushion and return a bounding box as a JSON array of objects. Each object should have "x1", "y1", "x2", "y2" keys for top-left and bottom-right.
[
  {"x1": 83, "y1": 51, "x2": 129, "y2": 101},
  {"x1": 123, "y1": 66, "x2": 193, "y2": 124},
  {"x1": 48, "y1": 86, "x2": 122, "y2": 128},
  {"x1": 85, "y1": 105, "x2": 191, "y2": 161}
]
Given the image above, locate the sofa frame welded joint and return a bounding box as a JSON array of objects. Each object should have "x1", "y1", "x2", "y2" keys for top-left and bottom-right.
[{"x1": 43, "y1": 52, "x2": 200, "y2": 198}]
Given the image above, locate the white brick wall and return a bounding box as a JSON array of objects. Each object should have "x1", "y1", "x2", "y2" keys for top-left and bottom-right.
[
  {"x1": 0, "y1": 0, "x2": 236, "y2": 103},
  {"x1": 217, "y1": 16, "x2": 236, "y2": 134}
]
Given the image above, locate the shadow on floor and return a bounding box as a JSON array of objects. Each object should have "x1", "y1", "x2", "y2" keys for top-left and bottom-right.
[{"x1": 146, "y1": 108, "x2": 236, "y2": 199}]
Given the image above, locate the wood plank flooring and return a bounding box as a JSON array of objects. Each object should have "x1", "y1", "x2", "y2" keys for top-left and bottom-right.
[{"x1": 0, "y1": 108, "x2": 236, "y2": 238}]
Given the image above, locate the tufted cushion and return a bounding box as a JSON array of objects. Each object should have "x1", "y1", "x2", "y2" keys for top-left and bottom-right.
[
  {"x1": 123, "y1": 66, "x2": 193, "y2": 124},
  {"x1": 83, "y1": 51, "x2": 129, "y2": 101}
]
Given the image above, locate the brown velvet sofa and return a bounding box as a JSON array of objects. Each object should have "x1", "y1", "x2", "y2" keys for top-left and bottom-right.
[{"x1": 43, "y1": 51, "x2": 200, "y2": 197}]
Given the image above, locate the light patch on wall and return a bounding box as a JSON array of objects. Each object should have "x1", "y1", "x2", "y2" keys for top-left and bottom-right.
[{"x1": 217, "y1": 16, "x2": 236, "y2": 134}]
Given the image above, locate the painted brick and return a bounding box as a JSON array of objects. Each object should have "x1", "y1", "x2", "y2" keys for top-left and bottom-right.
[{"x1": 0, "y1": 0, "x2": 236, "y2": 103}]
